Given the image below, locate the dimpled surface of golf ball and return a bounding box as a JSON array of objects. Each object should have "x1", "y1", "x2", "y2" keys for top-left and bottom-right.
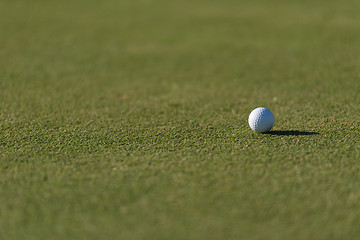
[{"x1": 248, "y1": 107, "x2": 275, "y2": 133}]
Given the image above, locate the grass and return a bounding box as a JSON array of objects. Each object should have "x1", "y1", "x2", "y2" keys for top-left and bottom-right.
[{"x1": 1, "y1": 0, "x2": 360, "y2": 239}]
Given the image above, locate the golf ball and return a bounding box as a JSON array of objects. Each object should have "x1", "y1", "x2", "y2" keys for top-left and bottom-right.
[{"x1": 248, "y1": 107, "x2": 275, "y2": 133}]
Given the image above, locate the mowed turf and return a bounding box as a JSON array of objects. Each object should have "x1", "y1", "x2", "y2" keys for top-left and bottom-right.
[{"x1": 1, "y1": 0, "x2": 360, "y2": 239}]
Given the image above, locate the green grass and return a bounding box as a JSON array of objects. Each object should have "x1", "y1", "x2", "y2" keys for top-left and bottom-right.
[{"x1": 1, "y1": 0, "x2": 360, "y2": 239}]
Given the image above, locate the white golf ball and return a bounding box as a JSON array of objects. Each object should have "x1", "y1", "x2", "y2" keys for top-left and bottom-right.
[{"x1": 248, "y1": 107, "x2": 275, "y2": 133}]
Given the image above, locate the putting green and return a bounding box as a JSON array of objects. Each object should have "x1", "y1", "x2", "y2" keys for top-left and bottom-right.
[{"x1": 1, "y1": 0, "x2": 359, "y2": 239}]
